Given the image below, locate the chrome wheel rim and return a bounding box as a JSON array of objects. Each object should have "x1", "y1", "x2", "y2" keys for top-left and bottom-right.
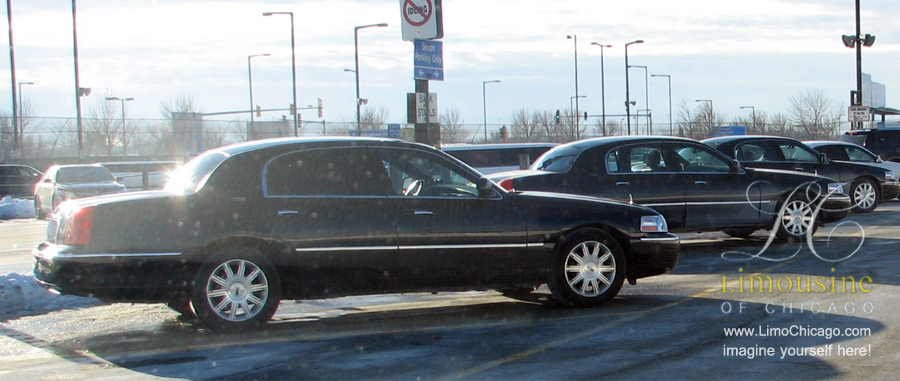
[
  {"x1": 781, "y1": 200, "x2": 813, "y2": 236},
  {"x1": 205, "y1": 259, "x2": 269, "y2": 322},
  {"x1": 564, "y1": 241, "x2": 616, "y2": 297},
  {"x1": 853, "y1": 182, "x2": 876, "y2": 210}
]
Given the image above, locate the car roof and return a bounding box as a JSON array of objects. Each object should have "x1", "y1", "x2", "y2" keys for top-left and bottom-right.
[
  {"x1": 551, "y1": 135, "x2": 702, "y2": 151},
  {"x1": 442, "y1": 142, "x2": 558, "y2": 151},
  {"x1": 211, "y1": 137, "x2": 430, "y2": 156}
]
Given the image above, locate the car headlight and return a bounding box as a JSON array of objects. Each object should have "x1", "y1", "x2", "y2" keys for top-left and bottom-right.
[
  {"x1": 641, "y1": 215, "x2": 668, "y2": 233},
  {"x1": 886, "y1": 171, "x2": 895, "y2": 181},
  {"x1": 827, "y1": 182, "x2": 844, "y2": 194}
]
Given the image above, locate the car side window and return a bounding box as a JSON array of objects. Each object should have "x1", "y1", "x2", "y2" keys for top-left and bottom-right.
[
  {"x1": 845, "y1": 146, "x2": 875, "y2": 162},
  {"x1": 379, "y1": 149, "x2": 479, "y2": 198},
  {"x1": 674, "y1": 144, "x2": 731, "y2": 172},
  {"x1": 778, "y1": 143, "x2": 820, "y2": 162},
  {"x1": 265, "y1": 148, "x2": 390, "y2": 196},
  {"x1": 735, "y1": 143, "x2": 770, "y2": 162}
]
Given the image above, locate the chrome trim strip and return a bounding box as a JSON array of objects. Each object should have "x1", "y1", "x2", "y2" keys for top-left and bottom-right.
[
  {"x1": 52, "y1": 252, "x2": 183, "y2": 259},
  {"x1": 294, "y1": 243, "x2": 545, "y2": 252},
  {"x1": 640, "y1": 236, "x2": 680, "y2": 243}
]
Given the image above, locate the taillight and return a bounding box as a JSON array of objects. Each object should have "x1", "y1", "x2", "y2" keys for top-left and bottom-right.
[
  {"x1": 497, "y1": 178, "x2": 515, "y2": 191},
  {"x1": 62, "y1": 207, "x2": 94, "y2": 245}
]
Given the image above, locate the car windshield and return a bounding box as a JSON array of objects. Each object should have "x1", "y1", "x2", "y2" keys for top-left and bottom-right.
[
  {"x1": 532, "y1": 146, "x2": 582, "y2": 172},
  {"x1": 164, "y1": 151, "x2": 229, "y2": 195},
  {"x1": 56, "y1": 167, "x2": 115, "y2": 182}
]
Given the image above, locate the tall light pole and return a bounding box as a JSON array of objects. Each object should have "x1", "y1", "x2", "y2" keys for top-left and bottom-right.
[
  {"x1": 570, "y1": 95, "x2": 587, "y2": 136},
  {"x1": 628, "y1": 65, "x2": 649, "y2": 134},
  {"x1": 624, "y1": 40, "x2": 644, "y2": 135},
  {"x1": 566, "y1": 34, "x2": 581, "y2": 139},
  {"x1": 841, "y1": 0, "x2": 874, "y2": 128},
  {"x1": 262, "y1": 12, "x2": 299, "y2": 136},
  {"x1": 741, "y1": 106, "x2": 756, "y2": 132},
  {"x1": 17, "y1": 81, "x2": 34, "y2": 148},
  {"x1": 350, "y1": 23, "x2": 388, "y2": 135},
  {"x1": 247, "y1": 53, "x2": 269, "y2": 140},
  {"x1": 72, "y1": 0, "x2": 85, "y2": 158},
  {"x1": 482, "y1": 80, "x2": 501, "y2": 142},
  {"x1": 651, "y1": 74, "x2": 671, "y2": 135},
  {"x1": 105, "y1": 96, "x2": 134, "y2": 157},
  {"x1": 591, "y1": 42, "x2": 611, "y2": 135}
]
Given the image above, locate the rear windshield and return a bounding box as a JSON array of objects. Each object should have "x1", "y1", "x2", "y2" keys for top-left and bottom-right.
[
  {"x1": 532, "y1": 146, "x2": 582, "y2": 172},
  {"x1": 164, "y1": 151, "x2": 228, "y2": 195}
]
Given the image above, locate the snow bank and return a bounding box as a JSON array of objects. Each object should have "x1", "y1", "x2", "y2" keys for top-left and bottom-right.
[
  {"x1": 0, "y1": 272, "x2": 101, "y2": 318},
  {"x1": 0, "y1": 196, "x2": 37, "y2": 220}
]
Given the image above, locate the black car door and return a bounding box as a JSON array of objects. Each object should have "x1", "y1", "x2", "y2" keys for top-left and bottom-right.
[
  {"x1": 571, "y1": 144, "x2": 688, "y2": 229},
  {"x1": 376, "y1": 147, "x2": 536, "y2": 288},
  {"x1": 262, "y1": 147, "x2": 400, "y2": 292}
]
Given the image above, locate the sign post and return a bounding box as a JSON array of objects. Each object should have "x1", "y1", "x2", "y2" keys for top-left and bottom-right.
[{"x1": 400, "y1": 0, "x2": 443, "y2": 147}]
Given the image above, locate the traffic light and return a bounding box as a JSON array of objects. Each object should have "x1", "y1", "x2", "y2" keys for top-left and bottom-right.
[
  {"x1": 256, "y1": 105, "x2": 261, "y2": 117},
  {"x1": 317, "y1": 98, "x2": 324, "y2": 118},
  {"x1": 555, "y1": 110, "x2": 561, "y2": 125},
  {"x1": 584, "y1": 111, "x2": 588, "y2": 121},
  {"x1": 289, "y1": 103, "x2": 296, "y2": 116}
]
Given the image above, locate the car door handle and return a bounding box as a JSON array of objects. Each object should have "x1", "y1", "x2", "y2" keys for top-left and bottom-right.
[
  {"x1": 411, "y1": 210, "x2": 434, "y2": 216},
  {"x1": 616, "y1": 181, "x2": 630, "y2": 186},
  {"x1": 277, "y1": 210, "x2": 299, "y2": 216},
  {"x1": 694, "y1": 180, "x2": 708, "y2": 185},
  {"x1": 794, "y1": 167, "x2": 805, "y2": 171}
]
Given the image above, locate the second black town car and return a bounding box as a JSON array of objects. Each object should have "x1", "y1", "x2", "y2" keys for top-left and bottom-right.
[
  {"x1": 33, "y1": 138, "x2": 679, "y2": 332},
  {"x1": 489, "y1": 136, "x2": 852, "y2": 241}
]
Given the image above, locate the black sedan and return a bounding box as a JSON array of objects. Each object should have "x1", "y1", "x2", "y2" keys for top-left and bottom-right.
[
  {"x1": 702, "y1": 135, "x2": 900, "y2": 213},
  {"x1": 489, "y1": 136, "x2": 851, "y2": 241},
  {"x1": 33, "y1": 164, "x2": 127, "y2": 219},
  {"x1": 33, "y1": 137, "x2": 679, "y2": 332}
]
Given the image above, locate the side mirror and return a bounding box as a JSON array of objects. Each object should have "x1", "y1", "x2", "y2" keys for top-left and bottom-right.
[
  {"x1": 819, "y1": 152, "x2": 828, "y2": 163},
  {"x1": 876, "y1": 155, "x2": 884, "y2": 163},
  {"x1": 116, "y1": 176, "x2": 125, "y2": 183},
  {"x1": 730, "y1": 159, "x2": 743, "y2": 173},
  {"x1": 476, "y1": 177, "x2": 497, "y2": 198}
]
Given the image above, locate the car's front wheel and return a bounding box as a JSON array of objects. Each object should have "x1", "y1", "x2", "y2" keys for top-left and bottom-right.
[
  {"x1": 190, "y1": 246, "x2": 281, "y2": 332},
  {"x1": 850, "y1": 179, "x2": 879, "y2": 213},
  {"x1": 548, "y1": 229, "x2": 625, "y2": 307},
  {"x1": 775, "y1": 196, "x2": 817, "y2": 242}
]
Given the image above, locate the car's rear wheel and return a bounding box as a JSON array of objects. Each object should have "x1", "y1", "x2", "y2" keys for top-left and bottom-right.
[
  {"x1": 190, "y1": 246, "x2": 281, "y2": 333},
  {"x1": 775, "y1": 197, "x2": 816, "y2": 242},
  {"x1": 548, "y1": 229, "x2": 625, "y2": 307},
  {"x1": 34, "y1": 195, "x2": 46, "y2": 220},
  {"x1": 850, "y1": 179, "x2": 879, "y2": 213}
]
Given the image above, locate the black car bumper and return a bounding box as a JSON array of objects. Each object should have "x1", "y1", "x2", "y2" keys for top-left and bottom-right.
[
  {"x1": 818, "y1": 195, "x2": 852, "y2": 223},
  {"x1": 33, "y1": 242, "x2": 193, "y2": 303},
  {"x1": 628, "y1": 233, "x2": 680, "y2": 279},
  {"x1": 881, "y1": 181, "x2": 900, "y2": 201}
]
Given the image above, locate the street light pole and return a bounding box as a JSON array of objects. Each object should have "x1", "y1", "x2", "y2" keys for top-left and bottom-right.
[
  {"x1": 624, "y1": 40, "x2": 644, "y2": 135},
  {"x1": 651, "y1": 74, "x2": 671, "y2": 135},
  {"x1": 482, "y1": 80, "x2": 501, "y2": 142},
  {"x1": 247, "y1": 53, "x2": 270, "y2": 140},
  {"x1": 591, "y1": 42, "x2": 611, "y2": 136},
  {"x1": 17, "y1": 81, "x2": 34, "y2": 149},
  {"x1": 628, "y1": 65, "x2": 649, "y2": 134},
  {"x1": 741, "y1": 106, "x2": 756, "y2": 131},
  {"x1": 262, "y1": 12, "x2": 299, "y2": 136},
  {"x1": 352, "y1": 23, "x2": 389, "y2": 135},
  {"x1": 566, "y1": 34, "x2": 581, "y2": 139},
  {"x1": 106, "y1": 96, "x2": 134, "y2": 157}
]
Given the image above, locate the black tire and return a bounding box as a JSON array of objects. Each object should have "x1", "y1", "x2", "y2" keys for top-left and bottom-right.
[
  {"x1": 850, "y1": 179, "x2": 879, "y2": 213},
  {"x1": 723, "y1": 229, "x2": 757, "y2": 239},
  {"x1": 775, "y1": 196, "x2": 817, "y2": 242},
  {"x1": 548, "y1": 229, "x2": 625, "y2": 307},
  {"x1": 166, "y1": 299, "x2": 199, "y2": 322},
  {"x1": 190, "y1": 246, "x2": 281, "y2": 333}
]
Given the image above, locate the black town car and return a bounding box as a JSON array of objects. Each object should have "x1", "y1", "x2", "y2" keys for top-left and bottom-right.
[
  {"x1": 489, "y1": 136, "x2": 851, "y2": 241},
  {"x1": 702, "y1": 135, "x2": 900, "y2": 213},
  {"x1": 33, "y1": 137, "x2": 679, "y2": 332}
]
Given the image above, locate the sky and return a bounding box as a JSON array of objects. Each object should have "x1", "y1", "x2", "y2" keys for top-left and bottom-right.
[{"x1": 3, "y1": 0, "x2": 900, "y2": 137}]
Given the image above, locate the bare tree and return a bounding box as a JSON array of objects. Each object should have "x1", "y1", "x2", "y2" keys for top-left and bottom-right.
[
  {"x1": 440, "y1": 108, "x2": 467, "y2": 143},
  {"x1": 83, "y1": 89, "x2": 121, "y2": 157},
  {"x1": 592, "y1": 117, "x2": 623, "y2": 137},
  {"x1": 789, "y1": 89, "x2": 844, "y2": 140},
  {"x1": 509, "y1": 109, "x2": 551, "y2": 142},
  {"x1": 769, "y1": 112, "x2": 791, "y2": 137}
]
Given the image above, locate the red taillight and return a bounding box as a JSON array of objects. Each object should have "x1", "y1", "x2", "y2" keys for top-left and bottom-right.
[
  {"x1": 497, "y1": 178, "x2": 515, "y2": 191},
  {"x1": 63, "y1": 207, "x2": 94, "y2": 245}
]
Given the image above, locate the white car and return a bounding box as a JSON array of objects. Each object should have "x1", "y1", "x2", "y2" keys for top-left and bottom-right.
[{"x1": 806, "y1": 140, "x2": 900, "y2": 200}]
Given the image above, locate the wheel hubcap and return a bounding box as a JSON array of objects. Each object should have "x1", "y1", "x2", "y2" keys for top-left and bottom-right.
[
  {"x1": 564, "y1": 241, "x2": 616, "y2": 297},
  {"x1": 782, "y1": 200, "x2": 813, "y2": 235},
  {"x1": 205, "y1": 259, "x2": 269, "y2": 322},
  {"x1": 854, "y1": 183, "x2": 876, "y2": 209}
]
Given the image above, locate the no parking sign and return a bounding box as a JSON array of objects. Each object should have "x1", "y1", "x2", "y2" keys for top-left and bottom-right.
[{"x1": 399, "y1": 0, "x2": 443, "y2": 41}]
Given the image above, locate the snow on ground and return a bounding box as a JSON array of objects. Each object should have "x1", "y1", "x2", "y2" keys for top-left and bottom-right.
[{"x1": 1, "y1": 196, "x2": 100, "y2": 318}]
